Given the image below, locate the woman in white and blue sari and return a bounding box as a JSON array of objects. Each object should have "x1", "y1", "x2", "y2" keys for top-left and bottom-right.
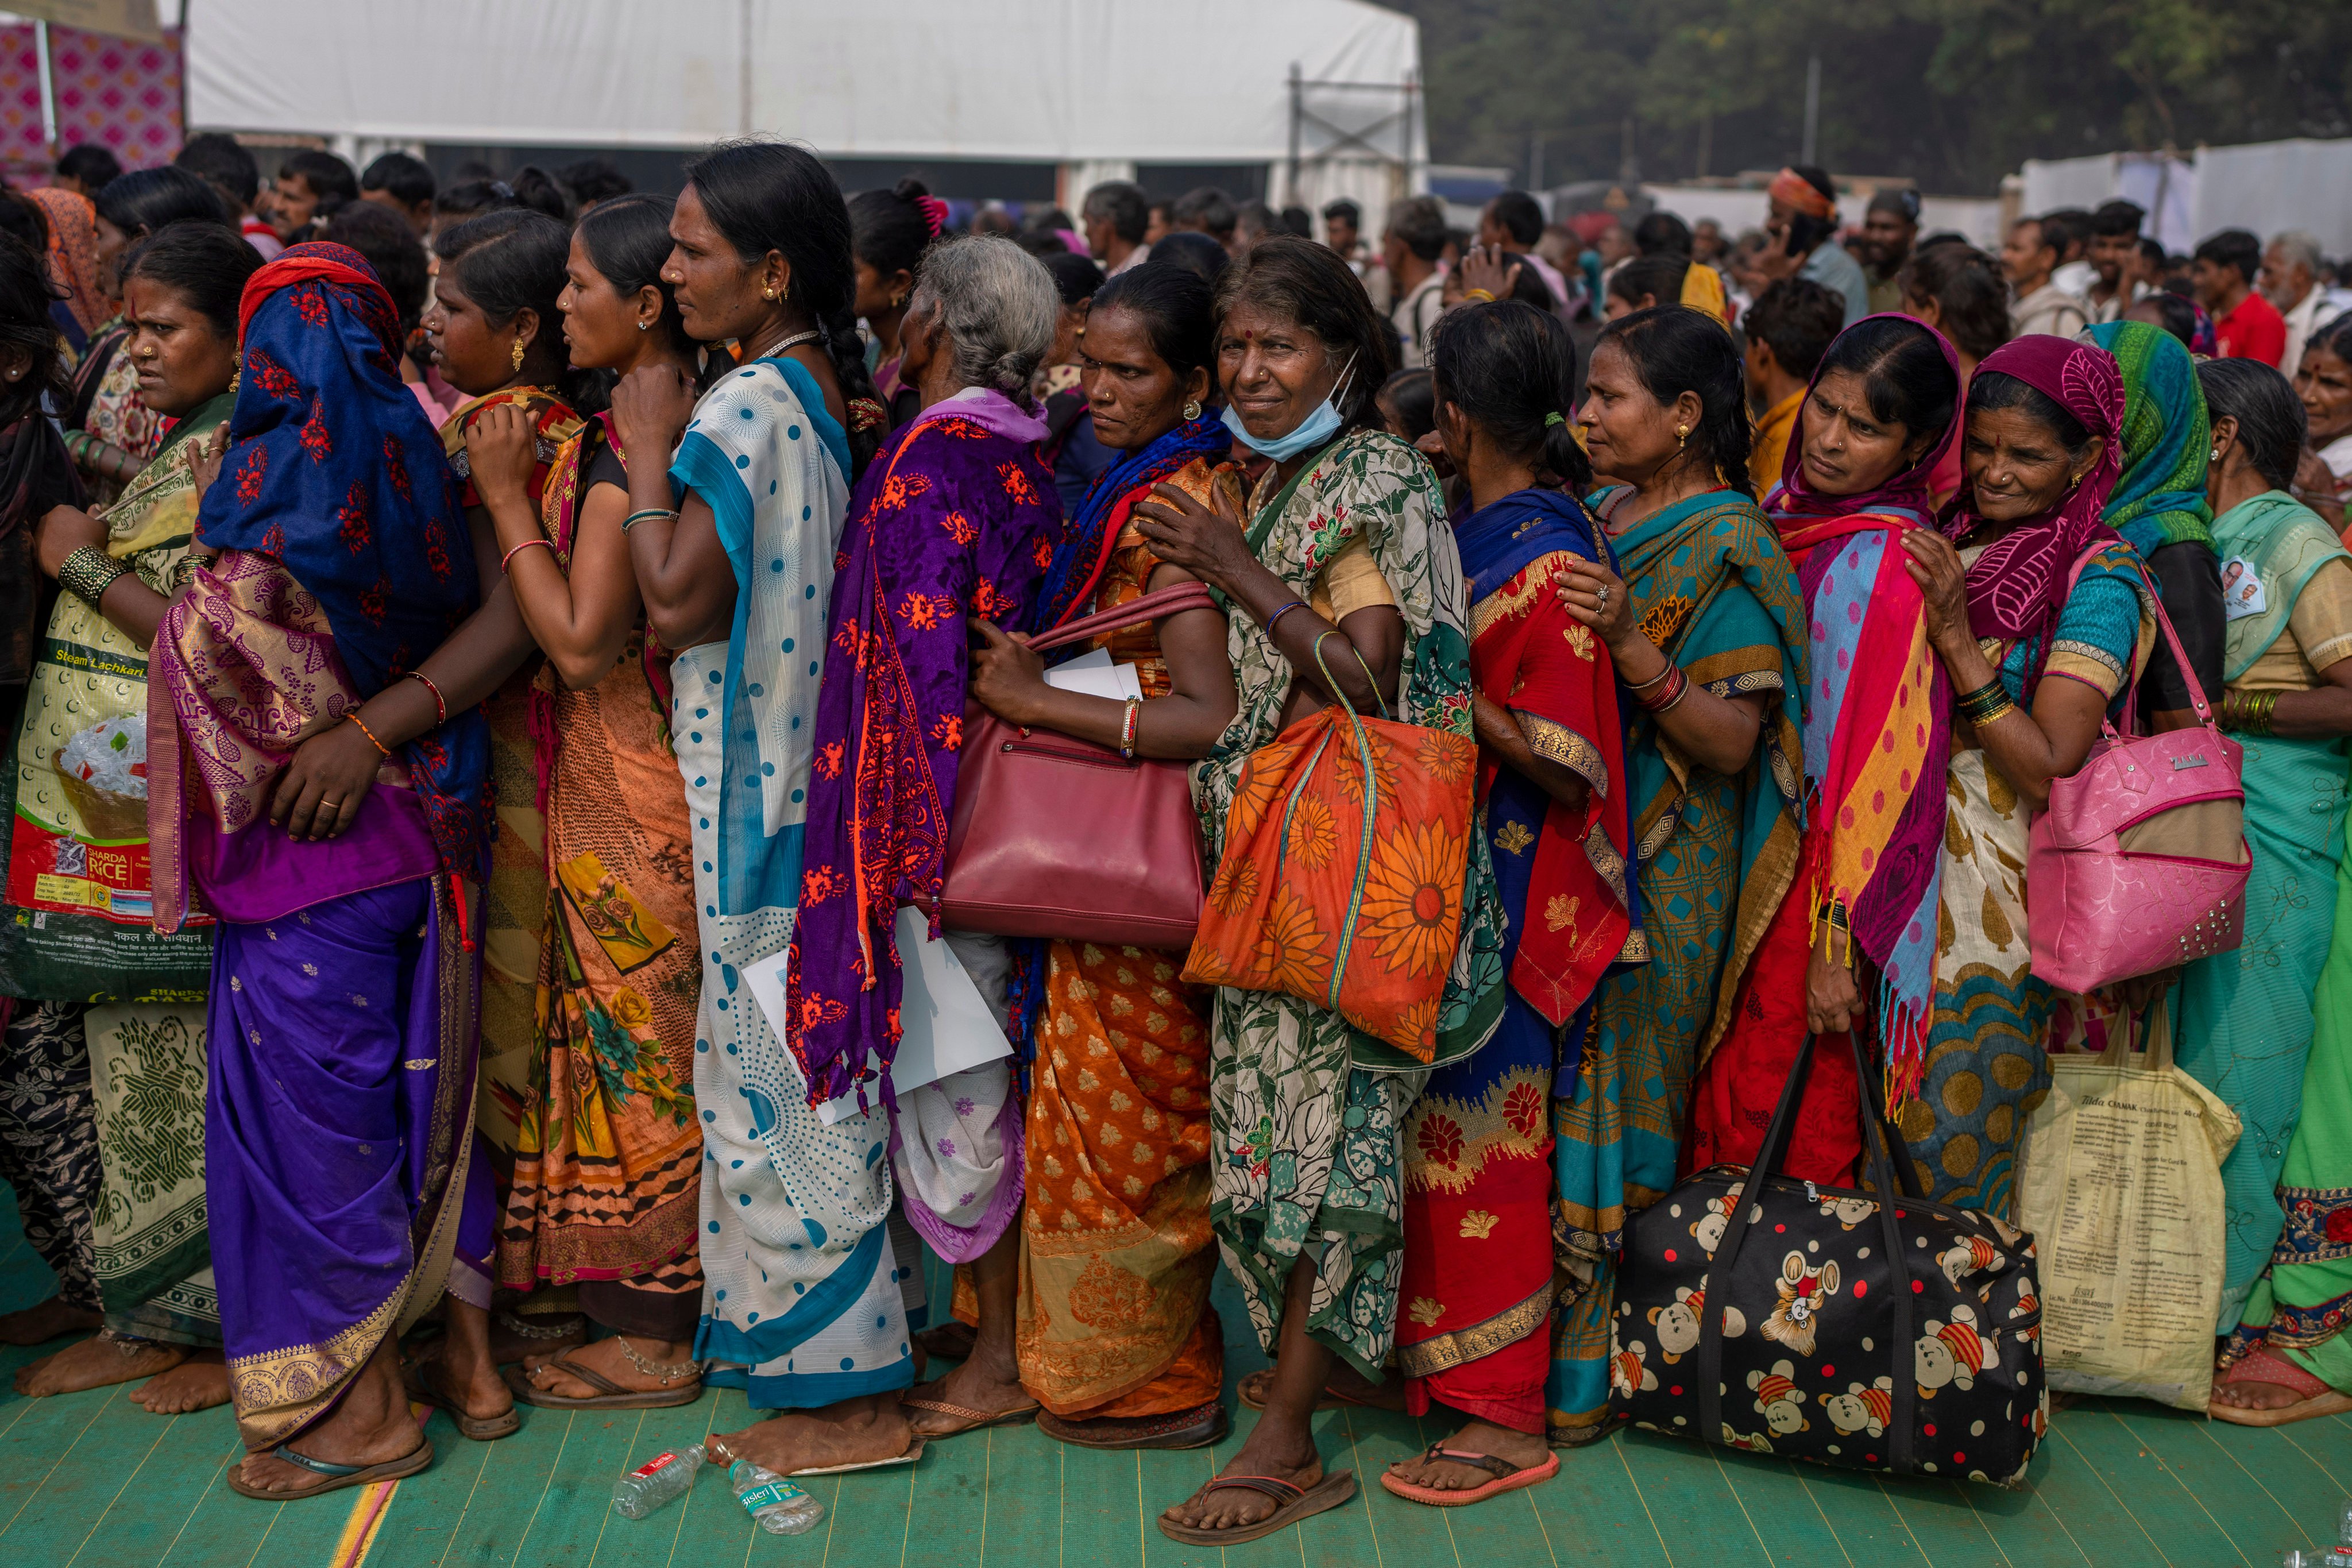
[{"x1": 613, "y1": 141, "x2": 921, "y2": 1471}]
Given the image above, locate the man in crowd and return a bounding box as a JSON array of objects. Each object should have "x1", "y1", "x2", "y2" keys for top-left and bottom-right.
[
  {"x1": 1082, "y1": 179, "x2": 1152, "y2": 276},
  {"x1": 1324, "y1": 198, "x2": 1369, "y2": 275},
  {"x1": 2045, "y1": 208, "x2": 2096, "y2": 298},
  {"x1": 1756, "y1": 164, "x2": 1866, "y2": 326},
  {"x1": 1480, "y1": 190, "x2": 1571, "y2": 315},
  {"x1": 1857, "y1": 188, "x2": 1921, "y2": 314},
  {"x1": 270, "y1": 149, "x2": 358, "y2": 245},
  {"x1": 358, "y1": 151, "x2": 435, "y2": 236},
  {"x1": 1741, "y1": 277, "x2": 1847, "y2": 496},
  {"x1": 1384, "y1": 194, "x2": 1449, "y2": 368},
  {"x1": 51, "y1": 144, "x2": 119, "y2": 200},
  {"x1": 2263, "y1": 231, "x2": 2332, "y2": 374},
  {"x1": 1692, "y1": 216, "x2": 1728, "y2": 266},
  {"x1": 2002, "y1": 214, "x2": 2088, "y2": 339},
  {"x1": 1172, "y1": 187, "x2": 1238, "y2": 254},
  {"x1": 2084, "y1": 200, "x2": 2146, "y2": 323},
  {"x1": 2194, "y1": 228, "x2": 2287, "y2": 365},
  {"x1": 176, "y1": 132, "x2": 281, "y2": 260}
]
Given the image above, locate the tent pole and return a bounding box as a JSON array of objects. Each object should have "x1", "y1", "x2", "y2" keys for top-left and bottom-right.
[
  {"x1": 34, "y1": 21, "x2": 55, "y2": 157},
  {"x1": 1287, "y1": 62, "x2": 1301, "y2": 210},
  {"x1": 739, "y1": 0, "x2": 753, "y2": 134}
]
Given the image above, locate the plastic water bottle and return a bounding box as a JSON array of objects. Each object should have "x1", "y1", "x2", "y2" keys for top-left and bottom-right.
[
  {"x1": 612, "y1": 1443, "x2": 704, "y2": 1519},
  {"x1": 729, "y1": 1457, "x2": 824, "y2": 1535}
]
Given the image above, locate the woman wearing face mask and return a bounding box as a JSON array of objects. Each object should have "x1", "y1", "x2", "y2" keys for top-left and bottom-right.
[
  {"x1": 1895, "y1": 336, "x2": 2154, "y2": 1215},
  {"x1": 1689, "y1": 316, "x2": 1963, "y2": 1200},
  {"x1": 1540, "y1": 304, "x2": 1808, "y2": 1443},
  {"x1": 448, "y1": 194, "x2": 713, "y2": 1421},
  {"x1": 1129, "y1": 234, "x2": 1504, "y2": 1544}
]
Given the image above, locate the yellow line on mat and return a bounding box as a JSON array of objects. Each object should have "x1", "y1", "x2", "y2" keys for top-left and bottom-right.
[
  {"x1": 326, "y1": 1400, "x2": 433, "y2": 1568},
  {"x1": 1611, "y1": 1437, "x2": 1675, "y2": 1568}
]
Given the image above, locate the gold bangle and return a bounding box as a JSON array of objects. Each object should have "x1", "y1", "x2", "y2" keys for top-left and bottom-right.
[
  {"x1": 347, "y1": 712, "x2": 391, "y2": 758},
  {"x1": 1462, "y1": 287, "x2": 1496, "y2": 304}
]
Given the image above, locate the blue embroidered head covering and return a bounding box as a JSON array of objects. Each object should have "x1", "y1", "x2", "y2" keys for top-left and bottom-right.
[{"x1": 195, "y1": 241, "x2": 488, "y2": 874}]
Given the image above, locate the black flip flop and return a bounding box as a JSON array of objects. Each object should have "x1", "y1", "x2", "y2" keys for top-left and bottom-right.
[
  {"x1": 226, "y1": 1437, "x2": 433, "y2": 1501},
  {"x1": 1039, "y1": 1400, "x2": 1228, "y2": 1450}
]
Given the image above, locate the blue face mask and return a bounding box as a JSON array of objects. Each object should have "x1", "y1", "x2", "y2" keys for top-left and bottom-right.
[{"x1": 1223, "y1": 354, "x2": 1358, "y2": 462}]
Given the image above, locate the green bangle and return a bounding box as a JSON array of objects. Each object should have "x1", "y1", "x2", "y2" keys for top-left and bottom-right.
[
  {"x1": 57, "y1": 544, "x2": 128, "y2": 605},
  {"x1": 622, "y1": 508, "x2": 678, "y2": 533}
]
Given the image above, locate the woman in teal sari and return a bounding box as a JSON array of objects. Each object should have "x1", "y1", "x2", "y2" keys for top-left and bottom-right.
[
  {"x1": 1544, "y1": 305, "x2": 1808, "y2": 1443},
  {"x1": 2185, "y1": 362, "x2": 2352, "y2": 1417}
]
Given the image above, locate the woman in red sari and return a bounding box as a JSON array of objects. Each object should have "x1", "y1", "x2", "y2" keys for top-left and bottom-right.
[
  {"x1": 1382, "y1": 300, "x2": 1636, "y2": 1505},
  {"x1": 1691, "y1": 316, "x2": 1964, "y2": 1180}
]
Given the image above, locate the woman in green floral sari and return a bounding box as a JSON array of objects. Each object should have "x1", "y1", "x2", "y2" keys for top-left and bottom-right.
[
  {"x1": 1543, "y1": 305, "x2": 1808, "y2": 1443},
  {"x1": 1133, "y1": 235, "x2": 1503, "y2": 1544},
  {"x1": 11, "y1": 225, "x2": 261, "y2": 1413}
]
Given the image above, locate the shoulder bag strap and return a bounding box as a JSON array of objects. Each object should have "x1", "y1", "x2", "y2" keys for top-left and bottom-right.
[
  {"x1": 1848, "y1": 1029, "x2": 1918, "y2": 1472},
  {"x1": 1025, "y1": 581, "x2": 1217, "y2": 654},
  {"x1": 1696, "y1": 1032, "x2": 1817, "y2": 1447}
]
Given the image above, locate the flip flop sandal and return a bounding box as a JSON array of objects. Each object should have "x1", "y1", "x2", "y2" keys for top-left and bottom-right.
[
  {"x1": 1380, "y1": 1443, "x2": 1561, "y2": 1507},
  {"x1": 502, "y1": 1354, "x2": 702, "y2": 1410},
  {"x1": 1553, "y1": 1417, "x2": 1619, "y2": 1448},
  {"x1": 227, "y1": 1437, "x2": 434, "y2": 1501},
  {"x1": 403, "y1": 1358, "x2": 521, "y2": 1440},
  {"x1": 1040, "y1": 1400, "x2": 1228, "y2": 1451},
  {"x1": 1156, "y1": 1469, "x2": 1357, "y2": 1546},
  {"x1": 900, "y1": 1383, "x2": 1042, "y2": 1436},
  {"x1": 1237, "y1": 1366, "x2": 1393, "y2": 1413},
  {"x1": 786, "y1": 1435, "x2": 929, "y2": 1477},
  {"x1": 2209, "y1": 1347, "x2": 2352, "y2": 1427}
]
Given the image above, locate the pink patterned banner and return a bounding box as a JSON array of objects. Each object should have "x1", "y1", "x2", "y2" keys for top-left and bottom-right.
[
  {"x1": 49, "y1": 25, "x2": 181, "y2": 169},
  {"x1": 0, "y1": 28, "x2": 49, "y2": 180}
]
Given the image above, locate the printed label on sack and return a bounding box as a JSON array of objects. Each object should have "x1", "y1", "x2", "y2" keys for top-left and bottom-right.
[
  {"x1": 630, "y1": 1451, "x2": 678, "y2": 1478},
  {"x1": 737, "y1": 1480, "x2": 807, "y2": 1512}
]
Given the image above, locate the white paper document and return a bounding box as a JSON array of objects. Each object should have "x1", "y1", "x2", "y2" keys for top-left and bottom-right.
[
  {"x1": 1041, "y1": 646, "x2": 1144, "y2": 702},
  {"x1": 741, "y1": 906, "x2": 1010, "y2": 1125}
]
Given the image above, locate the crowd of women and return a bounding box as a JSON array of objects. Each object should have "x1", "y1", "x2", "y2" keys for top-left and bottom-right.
[{"x1": 2, "y1": 141, "x2": 2352, "y2": 1544}]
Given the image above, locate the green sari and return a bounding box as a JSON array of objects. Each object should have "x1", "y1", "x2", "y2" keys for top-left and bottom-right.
[
  {"x1": 1547, "y1": 485, "x2": 1807, "y2": 1440},
  {"x1": 1195, "y1": 427, "x2": 1505, "y2": 1381},
  {"x1": 2187, "y1": 491, "x2": 2352, "y2": 1335}
]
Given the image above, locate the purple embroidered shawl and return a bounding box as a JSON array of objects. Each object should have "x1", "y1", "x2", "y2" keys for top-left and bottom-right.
[{"x1": 784, "y1": 389, "x2": 1058, "y2": 1106}]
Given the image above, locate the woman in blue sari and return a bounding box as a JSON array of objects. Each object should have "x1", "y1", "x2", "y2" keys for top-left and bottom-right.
[
  {"x1": 1384, "y1": 301, "x2": 1636, "y2": 1502},
  {"x1": 150, "y1": 242, "x2": 489, "y2": 1498},
  {"x1": 1543, "y1": 305, "x2": 1808, "y2": 1443}
]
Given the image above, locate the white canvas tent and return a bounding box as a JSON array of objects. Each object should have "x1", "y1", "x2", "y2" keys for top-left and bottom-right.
[
  {"x1": 184, "y1": 0, "x2": 1425, "y2": 227},
  {"x1": 2022, "y1": 139, "x2": 2352, "y2": 256}
]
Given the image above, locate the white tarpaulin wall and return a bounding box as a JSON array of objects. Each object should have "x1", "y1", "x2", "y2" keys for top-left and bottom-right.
[
  {"x1": 2023, "y1": 140, "x2": 2352, "y2": 256},
  {"x1": 184, "y1": 0, "x2": 1422, "y2": 167}
]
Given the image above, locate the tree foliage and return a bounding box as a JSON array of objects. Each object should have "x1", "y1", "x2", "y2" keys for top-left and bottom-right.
[{"x1": 1396, "y1": 0, "x2": 2352, "y2": 194}]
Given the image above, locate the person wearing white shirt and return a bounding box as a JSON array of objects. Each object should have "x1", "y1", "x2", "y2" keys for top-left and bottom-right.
[
  {"x1": 1082, "y1": 179, "x2": 1152, "y2": 277},
  {"x1": 1384, "y1": 195, "x2": 1449, "y2": 369},
  {"x1": 2002, "y1": 216, "x2": 2089, "y2": 339},
  {"x1": 2265, "y1": 230, "x2": 2335, "y2": 375},
  {"x1": 2083, "y1": 200, "x2": 2146, "y2": 325}
]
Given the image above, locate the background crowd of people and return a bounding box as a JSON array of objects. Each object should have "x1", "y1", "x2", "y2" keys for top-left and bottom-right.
[{"x1": 0, "y1": 133, "x2": 2349, "y2": 1542}]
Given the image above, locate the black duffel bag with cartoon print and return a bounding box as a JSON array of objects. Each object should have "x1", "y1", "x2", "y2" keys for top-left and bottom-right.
[{"x1": 1606, "y1": 1032, "x2": 2046, "y2": 1485}]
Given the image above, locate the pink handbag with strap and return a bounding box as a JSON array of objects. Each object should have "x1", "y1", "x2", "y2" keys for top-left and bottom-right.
[
  {"x1": 937, "y1": 580, "x2": 1212, "y2": 948},
  {"x1": 2025, "y1": 554, "x2": 2249, "y2": 992}
]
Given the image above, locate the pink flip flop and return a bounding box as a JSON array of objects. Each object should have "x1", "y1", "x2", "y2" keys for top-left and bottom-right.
[
  {"x1": 1380, "y1": 1443, "x2": 1560, "y2": 1507},
  {"x1": 2210, "y1": 1348, "x2": 2352, "y2": 1427}
]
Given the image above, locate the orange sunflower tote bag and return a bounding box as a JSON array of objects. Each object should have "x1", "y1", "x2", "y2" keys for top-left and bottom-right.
[{"x1": 1182, "y1": 634, "x2": 1476, "y2": 1061}]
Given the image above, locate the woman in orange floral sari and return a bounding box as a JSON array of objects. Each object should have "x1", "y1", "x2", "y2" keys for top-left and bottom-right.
[
  {"x1": 462, "y1": 198, "x2": 708, "y2": 1412},
  {"x1": 1383, "y1": 300, "x2": 1635, "y2": 1506},
  {"x1": 967, "y1": 262, "x2": 1238, "y2": 1449}
]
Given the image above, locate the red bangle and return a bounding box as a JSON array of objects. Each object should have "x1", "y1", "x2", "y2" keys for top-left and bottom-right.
[
  {"x1": 1635, "y1": 665, "x2": 1689, "y2": 713},
  {"x1": 501, "y1": 536, "x2": 554, "y2": 574},
  {"x1": 405, "y1": 669, "x2": 447, "y2": 726},
  {"x1": 347, "y1": 712, "x2": 391, "y2": 757}
]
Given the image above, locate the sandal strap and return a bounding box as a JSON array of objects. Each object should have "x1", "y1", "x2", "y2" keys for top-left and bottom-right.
[
  {"x1": 1426, "y1": 1445, "x2": 1520, "y2": 1480},
  {"x1": 539, "y1": 1354, "x2": 628, "y2": 1397},
  {"x1": 270, "y1": 1445, "x2": 365, "y2": 1478},
  {"x1": 900, "y1": 1396, "x2": 994, "y2": 1423},
  {"x1": 1202, "y1": 1474, "x2": 1308, "y2": 1504}
]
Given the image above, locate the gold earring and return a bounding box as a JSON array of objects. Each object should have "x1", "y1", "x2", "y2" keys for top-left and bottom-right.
[
  {"x1": 763, "y1": 286, "x2": 775, "y2": 300},
  {"x1": 1183, "y1": 398, "x2": 1202, "y2": 420},
  {"x1": 511, "y1": 338, "x2": 526, "y2": 373},
  {"x1": 1676, "y1": 424, "x2": 1690, "y2": 451}
]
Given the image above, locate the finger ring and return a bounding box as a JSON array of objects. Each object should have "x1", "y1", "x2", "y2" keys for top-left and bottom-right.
[
  {"x1": 319, "y1": 798, "x2": 339, "y2": 809},
  {"x1": 1597, "y1": 586, "x2": 1609, "y2": 608}
]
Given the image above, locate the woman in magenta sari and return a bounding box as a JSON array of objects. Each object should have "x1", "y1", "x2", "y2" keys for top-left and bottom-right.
[
  {"x1": 1693, "y1": 315, "x2": 1963, "y2": 1181},
  {"x1": 149, "y1": 242, "x2": 489, "y2": 1499}
]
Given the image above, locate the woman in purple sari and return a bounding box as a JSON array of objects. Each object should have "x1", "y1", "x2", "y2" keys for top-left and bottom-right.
[{"x1": 149, "y1": 242, "x2": 489, "y2": 1499}]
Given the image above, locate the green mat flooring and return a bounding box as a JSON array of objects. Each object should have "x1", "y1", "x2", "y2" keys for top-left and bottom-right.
[{"x1": 1, "y1": 1204, "x2": 2350, "y2": 1567}]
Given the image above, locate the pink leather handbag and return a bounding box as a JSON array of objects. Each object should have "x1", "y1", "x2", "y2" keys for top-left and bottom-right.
[
  {"x1": 2025, "y1": 554, "x2": 2249, "y2": 992},
  {"x1": 937, "y1": 581, "x2": 1211, "y2": 948}
]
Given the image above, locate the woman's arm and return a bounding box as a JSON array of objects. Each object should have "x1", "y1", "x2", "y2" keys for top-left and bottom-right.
[
  {"x1": 466, "y1": 404, "x2": 643, "y2": 689},
  {"x1": 32, "y1": 503, "x2": 172, "y2": 648},
  {"x1": 1552, "y1": 556, "x2": 1768, "y2": 777},
  {"x1": 2262, "y1": 656, "x2": 2352, "y2": 736},
  {"x1": 1132, "y1": 482, "x2": 1400, "y2": 717},
  {"x1": 1902, "y1": 530, "x2": 2107, "y2": 813},
  {"x1": 966, "y1": 562, "x2": 1239, "y2": 760},
  {"x1": 1472, "y1": 693, "x2": 1591, "y2": 810},
  {"x1": 611, "y1": 365, "x2": 735, "y2": 651}
]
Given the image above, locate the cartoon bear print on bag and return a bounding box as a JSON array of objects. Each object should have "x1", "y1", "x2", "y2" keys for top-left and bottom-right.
[
  {"x1": 1938, "y1": 1233, "x2": 2004, "y2": 1287},
  {"x1": 1819, "y1": 1194, "x2": 1876, "y2": 1230},
  {"x1": 1747, "y1": 1360, "x2": 1809, "y2": 1435},
  {"x1": 1915, "y1": 1304, "x2": 1996, "y2": 1397},
  {"x1": 1719, "y1": 1426, "x2": 1775, "y2": 1454},
  {"x1": 1610, "y1": 1339, "x2": 1659, "y2": 1399},
  {"x1": 1692, "y1": 1183, "x2": 1743, "y2": 1253},
  {"x1": 1823, "y1": 1376, "x2": 1894, "y2": 1438},
  {"x1": 1760, "y1": 1250, "x2": 1841, "y2": 1356},
  {"x1": 1650, "y1": 1279, "x2": 1748, "y2": 1362}
]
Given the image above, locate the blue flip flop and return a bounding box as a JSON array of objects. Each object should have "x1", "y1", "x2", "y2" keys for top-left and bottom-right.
[{"x1": 227, "y1": 1436, "x2": 432, "y2": 1500}]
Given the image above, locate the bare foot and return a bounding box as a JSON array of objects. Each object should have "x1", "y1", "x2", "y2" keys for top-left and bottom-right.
[
  {"x1": 16, "y1": 1333, "x2": 185, "y2": 1396},
  {"x1": 902, "y1": 1333, "x2": 1030, "y2": 1437},
  {"x1": 1161, "y1": 1421, "x2": 1323, "y2": 1534},
  {"x1": 1384, "y1": 1418, "x2": 1549, "y2": 1493},
  {"x1": 411, "y1": 1303, "x2": 512, "y2": 1426},
  {"x1": 0, "y1": 1296, "x2": 103, "y2": 1347},
  {"x1": 493, "y1": 1311, "x2": 585, "y2": 1368},
  {"x1": 1239, "y1": 1359, "x2": 1405, "y2": 1411},
  {"x1": 914, "y1": 1321, "x2": 975, "y2": 1362},
  {"x1": 523, "y1": 1334, "x2": 696, "y2": 1400},
  {"x1": 711, "y1": 1392, "x2": 912, "y2": 1474},
  {"x1": 2211, "y1": 1372, "x2": 2309, "y2": 1412},
  {"x1": 234, "y1": 1337, "x2": 420, "y2": 1495},
  {"x1": 131, "y1": 1351, "x2": 231, "y2": 1414}
]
